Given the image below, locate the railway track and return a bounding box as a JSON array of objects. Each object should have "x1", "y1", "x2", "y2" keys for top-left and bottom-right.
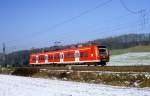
[{"x1": 6, "y1": 65, "x2": 150, "y2": 72}]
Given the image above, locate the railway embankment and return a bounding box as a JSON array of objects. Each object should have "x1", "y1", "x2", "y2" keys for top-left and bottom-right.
[{"x1": 0, "y1": 66, "x2": 150, "y2": 88}]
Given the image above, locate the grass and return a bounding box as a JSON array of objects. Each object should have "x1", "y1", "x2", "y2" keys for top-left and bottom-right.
[
  {"x1": 140, "y1": 79, "x2": 150, "y2": 87},
  {"x1": 72, "y1": 66, "x2": 150, "y2": 72},
  {"x1": 111, "y1": 45, "x2": 150, "y2": 55}
]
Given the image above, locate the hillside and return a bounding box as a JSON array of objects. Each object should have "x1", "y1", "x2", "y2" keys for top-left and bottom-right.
[
  {"x1": 90, "y1": 33, "x2": 150, "y2": 49},
  {"x1": 111, "y1": 45, "x2": 150, "y2": 55},
  {"x1": 3, "y1": 33, "x2": 150, "y2": 67}
]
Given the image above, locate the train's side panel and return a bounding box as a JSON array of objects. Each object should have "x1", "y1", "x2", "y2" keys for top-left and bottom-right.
[
  {"x1": 93, "y1": 46, "x2": 100, "y2": 61},
  {"x1": 30, "y1": 55, "x2": 36, "y2": 64},
  {"x1": 47, "y1": 52, "x2": 54, "y2": 64},
  {"x1": 81, "y1": 46, "x2": 100, "y2": 62},
  {"x1": 53, "y1": 52, "x2": 60, "y2": 63},
  {"x1": 63, "y1": 50, "x2": 75, "y2": 63},
  {"x1": 29, "y1": 45, "x2": 108, "y2": 65},
  {"x1": 78, "y1": 46, "x2": 99, "y2": 62},
  {"x1": 38, "y1": 54, "x2": 45, "y2": 64},
  {"x1": 79, "y1": 47, "x2": 91, "y2": 62}
]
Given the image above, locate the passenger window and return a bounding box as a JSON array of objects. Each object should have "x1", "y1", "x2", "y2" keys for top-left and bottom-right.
[
  {"x1": 32, "y1": 57, "x2": 36, "y2": 61},
  {"x1": 39, "y1": 56, "x2": 44, "y2": 60},
  {"x1": 67, "y1": 53, "x2": 70, "y2": 58},
  {"x1": 80, "y1": 52, "x2": 88, "y2": 58},
  {"x1": 84, "y1": 52, "x2": 88, "y2": 57},
  {"x1": 64, "y1": 52, "x2": 70, "y2": 58},
  {"x1": 54, "y1": 54, "x2": 60, "y2": 59},
  {"x1": 80, "y1": 52, "x2": 84, "y2": 58},
  {"x1": 48, "y1": 55, "x2": 53, "y2": 60},
  {"x1": 71, "y1": 53, "x2": 74, "y2": 58}
]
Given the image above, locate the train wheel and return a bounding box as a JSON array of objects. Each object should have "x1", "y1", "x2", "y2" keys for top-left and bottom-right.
[
  {"x1": 100, "y1": 61, "x2": 106, "y2": 66},
  {"x1": 94, "y1": 63, "x2": 97, "y2": 66},
  {"x1": 31, "y1": 65, "x2": 35, "y2": 67},
  {"x1": 52, "y1": 63, "x2": 56, "y2": 67}
]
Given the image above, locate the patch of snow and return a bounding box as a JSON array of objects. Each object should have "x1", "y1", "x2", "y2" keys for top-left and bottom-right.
[
  {"x1": 108, "y1": 52, "x2": 150, "y2": 66},
  {"x1": 0, "y1": 75, "x2": 150, "y2": 96}
]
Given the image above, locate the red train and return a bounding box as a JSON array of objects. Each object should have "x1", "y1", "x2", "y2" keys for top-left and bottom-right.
[{"x1": 29, "y1": 45, "x2": 110, "y2": 66}]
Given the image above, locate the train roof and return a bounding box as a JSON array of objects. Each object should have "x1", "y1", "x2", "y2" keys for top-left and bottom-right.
[{"x1": 30, "y1": 45, "x2": 99, "y2": 56}]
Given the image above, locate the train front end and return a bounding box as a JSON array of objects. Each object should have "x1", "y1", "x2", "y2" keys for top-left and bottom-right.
[{"x1": 97, "y1": 46, "x2": 110, "y2": 66}]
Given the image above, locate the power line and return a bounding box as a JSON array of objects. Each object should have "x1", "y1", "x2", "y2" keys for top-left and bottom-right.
[
  {"x1": 7, "y1": 17, "x2": 150, "y2": 52},
  {"x1": 119, "y1": 0, "x2": 139, "y2": 14},
  {"x1": 120, "y1": 0, "x2": 150, "y2": 34},
  {"x1": 31, "y1": 13, "x2": 135, "y2": 44},
  {"x1": 48, "y1": 0, "x2": 112, "y2": 29},
  {"x1": 2, "y1": 43, "x2": 6, "y2": 67},
  {"x1": 60, "y1": 18, "x2": 150, "y2": 41},
  {"x1": 138, "y1": 9, "x2": 148, "y2": 32},
  {"x1": 11, "y1": 15, "x2": 150, "y2": 50},
  {"x1": 29, "y1": 18, "x2": 150, "y2": 45}
]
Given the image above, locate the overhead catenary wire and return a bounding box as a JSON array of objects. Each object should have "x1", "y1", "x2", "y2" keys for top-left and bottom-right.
[
  {"x1": 26, "y1": 18, "x2": 150, "y2": 47},
  {"x1": 119, "y1": 0, "x2": 139, "y2": 14},
  {"x1": 52, "y1": 17, "x2": 150, "y2": 40},
  {"x1": 47, "y1": 0, "x2": 113, "y2": 30},
  {"x1": 7, "y1": 17, "x2": 150, "y2": 52},
  {"x1": 120, "y1": 0, "x2": 150, "y2": 40}
]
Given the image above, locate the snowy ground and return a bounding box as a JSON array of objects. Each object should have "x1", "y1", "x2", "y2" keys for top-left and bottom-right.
[
  {"x1": 0, "y1": 75, "x2": 150, "y2": 96},
  {"x1": 108, "y1": 52, "x2": 150, "y2": 66}
]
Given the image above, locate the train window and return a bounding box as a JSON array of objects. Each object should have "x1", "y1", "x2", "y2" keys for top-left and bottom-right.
[
  {"x1": 32, "y1": 57, "x2": 36, "y2": 61},
  {"x1": 84, "y1": 52, "x2": 88, "y2": 57},
  {"x1": 39, "y1": 56, "x2": 44, "y2": 60},
  {"x1": 67, "y1": 53, "x2": 70, "y2": 58},
  {"x1": 99, "y1": 49, "x2": 106, "y2": 52},
  {"x1": 57, "y1": 55, "x2": 60, "y2": 59},
  {"x1": 48, "y1": 55, "x2": 53, "y2": 60},
  {"x1": 71, "y1": 53, "x2": 74, "y2": 58},
  {"x1": 80, "y1": 52, "x2": 84, "y2": 58},
  {"x1": 80, "y1": 52, "x2": 88, "y2": 58},
  {"x1": 54, "y1": 55, "x2": 56, "y2": 59},
  {"x1": 64, "y1": 52, "x2": 70, "y2": 58},
  {"x1": 54, "y1": 54, "x2": 60, "y2": 59}
]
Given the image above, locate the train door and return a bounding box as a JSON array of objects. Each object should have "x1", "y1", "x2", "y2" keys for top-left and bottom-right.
[
  {"x1": 36, "y1": 55, "x2": 38, "y2": 64},
  {"x1": 75, "y1": 50, "x2": 79, "y2": 62},
  {"x1": 60, "y1": 52, "x2": 64, "y2": 63},
  {"x1": 45, "y1": 54, "x2": 48, "y2": 64}
]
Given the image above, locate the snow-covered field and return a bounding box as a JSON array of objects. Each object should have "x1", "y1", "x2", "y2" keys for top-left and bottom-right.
[
  {"x1": 0, "y1": 75, "x2": 150, "y2": 96},
  {"x1": 108, "y1": 52, "x2": 150, "y2": 66}
]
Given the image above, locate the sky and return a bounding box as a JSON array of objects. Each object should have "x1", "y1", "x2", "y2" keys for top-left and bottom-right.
[{"x1": 0, "y1": 0, "x2": 150, "y2": 53}]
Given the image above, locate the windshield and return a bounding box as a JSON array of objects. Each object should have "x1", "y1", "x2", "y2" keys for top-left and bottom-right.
[{"x1": 99, "y1": 48, "x2": 108, "y2": 56}]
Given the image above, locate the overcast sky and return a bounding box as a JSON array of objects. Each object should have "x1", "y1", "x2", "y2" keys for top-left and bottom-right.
[{"x1": 0, "y1": 0, "x2": 150, "y2": 52}]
